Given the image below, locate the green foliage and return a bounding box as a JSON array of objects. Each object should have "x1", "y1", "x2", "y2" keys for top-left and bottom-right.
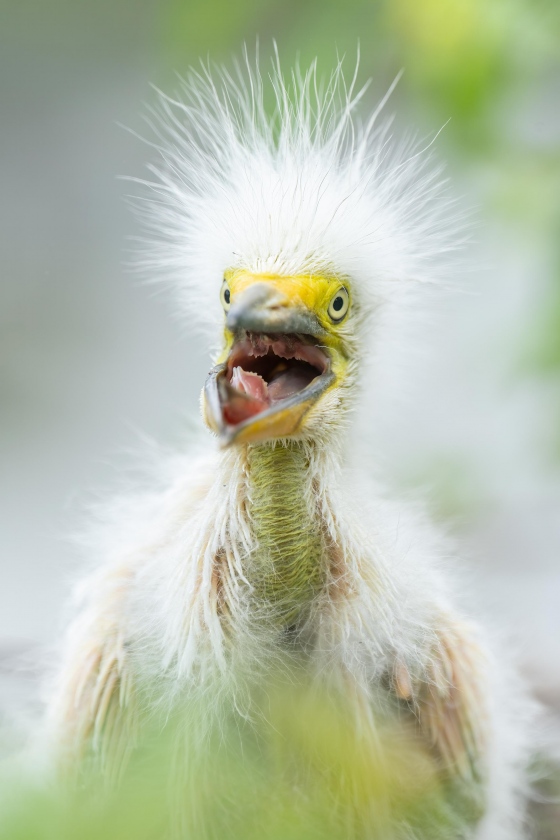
[
  {"x1": 0, "y1": 675, "x2": 470, "y2": 840},
  {"x1": 160, "y1": 0, "x2": 557, "y2": 146}
]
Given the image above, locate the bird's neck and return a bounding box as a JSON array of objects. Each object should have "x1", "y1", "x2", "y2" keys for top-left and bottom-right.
[{"x1": 242, "y1": 441, "x2": 326, "y2": 625}]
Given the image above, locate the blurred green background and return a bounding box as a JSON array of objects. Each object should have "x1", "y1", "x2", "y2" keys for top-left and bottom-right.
[{"x1": 1, "y1": 0, "x2": 559, "y2": 833}]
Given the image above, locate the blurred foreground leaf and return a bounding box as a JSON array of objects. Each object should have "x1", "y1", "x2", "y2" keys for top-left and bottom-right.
[{"x1": 0, "y1": 673, "x2": 469, "y2": 840}]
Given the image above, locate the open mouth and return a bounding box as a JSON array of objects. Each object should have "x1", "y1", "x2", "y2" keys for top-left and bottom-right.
[
  {"x1": 223, "y1": 333, "x2": 329, "y2": 425},
  {"x1": 204, "y1": 332, "x2": 333, "y2": 444}
]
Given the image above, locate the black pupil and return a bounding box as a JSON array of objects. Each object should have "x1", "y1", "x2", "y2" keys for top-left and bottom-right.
[
  {"x1": 224, "y1": 288, "x2": 230, "y2": 304},
  {"x1": 333, "y1": 295, "x2": 344, "y2": 312}
]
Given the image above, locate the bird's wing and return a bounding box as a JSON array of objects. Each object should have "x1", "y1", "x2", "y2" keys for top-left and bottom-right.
[
  {"x1": 392, "y1": 615, "x2": 488, "y2": 811},
  {"x1": 48, "y1": 565, "x2": 137, "y2": 780}
]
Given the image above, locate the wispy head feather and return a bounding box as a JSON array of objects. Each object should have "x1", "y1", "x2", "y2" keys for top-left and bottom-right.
[{"x1": 130, "y1": 49, "x2": 462, "y2": 338}]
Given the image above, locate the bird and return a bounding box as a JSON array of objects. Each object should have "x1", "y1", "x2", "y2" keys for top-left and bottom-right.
[{"x1": 45, "y1": 52, "x2": 533, "y2": 839}]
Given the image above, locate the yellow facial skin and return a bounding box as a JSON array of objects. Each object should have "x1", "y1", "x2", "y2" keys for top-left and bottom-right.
[
  {"x1": 217, "y1": 270, "x2": 351, "y2": 365},
  {"x1": 204, "y1": 269, "x2": 354, "y2": 446}
]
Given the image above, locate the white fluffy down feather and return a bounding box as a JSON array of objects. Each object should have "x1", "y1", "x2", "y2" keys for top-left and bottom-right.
[{"x1": 46, "y1": 51, "x2": 536, "y2": 839}]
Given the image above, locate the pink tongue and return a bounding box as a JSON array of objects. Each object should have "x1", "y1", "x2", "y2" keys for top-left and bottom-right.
[{"x1": 231, "y1": 367, "x2": 269, "y2": 402}]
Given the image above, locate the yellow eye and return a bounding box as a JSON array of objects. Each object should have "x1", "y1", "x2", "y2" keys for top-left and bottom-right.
[
  {"x1": 327, "y1": 287, "x2": 349, "y2": 322},
  {"x1": 220, "y1": 278, "x2": 231, "y2": 311}
]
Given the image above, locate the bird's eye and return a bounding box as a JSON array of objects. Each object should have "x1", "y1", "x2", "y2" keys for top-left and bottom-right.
[
  {"x1": 327, "y1": 287, "x2": 350, "y2": 322},
  {"x1": 220, "y1": 279, "x2": 231, "y2": 311}
]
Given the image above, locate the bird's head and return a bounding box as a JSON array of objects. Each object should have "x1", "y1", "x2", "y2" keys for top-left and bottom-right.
[
  {"x1": 203, "y1": 270, "x2": 356, "y2": 446},
  {"x1": 141, "y1": 55, "x2": 456, "y2": 451}
]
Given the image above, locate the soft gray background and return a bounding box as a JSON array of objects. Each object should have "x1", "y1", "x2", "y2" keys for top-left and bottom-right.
[{"x1": 1, "y1": 4, "x2": 559, "y2": 801}]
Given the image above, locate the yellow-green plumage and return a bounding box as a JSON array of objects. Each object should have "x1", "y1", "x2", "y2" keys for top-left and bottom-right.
[{"x1": 245, "y1": 442, "x2": 325, "y2": 624}]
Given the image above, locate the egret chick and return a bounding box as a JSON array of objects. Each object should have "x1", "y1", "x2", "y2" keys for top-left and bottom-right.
[{"x1": 47, "y1": 54, "x2": 533, "y2": 839}]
